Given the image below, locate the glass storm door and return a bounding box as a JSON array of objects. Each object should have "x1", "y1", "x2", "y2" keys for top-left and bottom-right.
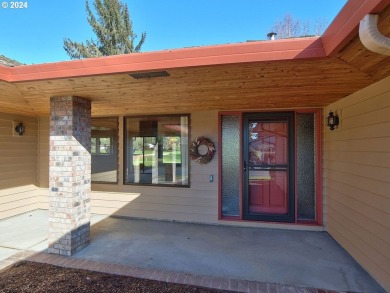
[{"x1": 243, "y1": 112, "x2": 295, "y2": 222}]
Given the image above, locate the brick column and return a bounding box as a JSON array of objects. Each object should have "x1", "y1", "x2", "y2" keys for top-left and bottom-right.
[{"x1": 48, "y1": 96, "x2": 91, "y2": 256}]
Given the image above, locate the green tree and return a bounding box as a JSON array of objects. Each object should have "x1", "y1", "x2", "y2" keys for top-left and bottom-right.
[{"x1": 64, "y1": 0, "x2": 146, "y2": 59}]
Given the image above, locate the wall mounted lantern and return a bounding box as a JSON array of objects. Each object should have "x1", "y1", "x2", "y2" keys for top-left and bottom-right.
[
  {"x1": 15, "y1": 122, "x2": 25, "y2": 136},
  {"x1": 327, "y1": 111, "x2": 339, "y2": 131}
]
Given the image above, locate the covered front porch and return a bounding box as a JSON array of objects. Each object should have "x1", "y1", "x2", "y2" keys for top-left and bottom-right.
[
  {"x1": 0, "y1": 210, "x2": 385, "y2": 292},
  {"x1": 0, "y1": 0, "x2": 389, "y2": 291}
]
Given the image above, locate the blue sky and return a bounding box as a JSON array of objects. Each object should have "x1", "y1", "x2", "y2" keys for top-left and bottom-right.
[{"x1": 0, "y1": 0, "x2": 347, "y2": 64}]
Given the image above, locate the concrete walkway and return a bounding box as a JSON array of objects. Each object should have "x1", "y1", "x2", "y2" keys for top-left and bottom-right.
[{"x1": 0, "y1": 210, "x2": 385, "y2": 293}]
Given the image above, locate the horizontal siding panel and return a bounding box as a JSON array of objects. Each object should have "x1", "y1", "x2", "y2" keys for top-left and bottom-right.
[
  {"x1": 327, "y1": 216, "x2": 390, "y2": 291},
  {"x1": 327, "y1": 170, "x2": 390, "y2": 199},
  {"x1": 91, "y1": 191, "x2": 187, "y2": 201},
  {"x1": 0, "y1": 185, "x2": 37, "y2": 197},
  {"x1": 327, "y1": 195, "x2": 390, "y2": 251},
  {"x1": 0, "y1": 142, "x2": 38, "y2": 150},
  {"x1": 0, "y1": 128, "x2": 38, "y2": 138},
  {"x1": 326, "y1": 161, "x2": 390, "y2": 183},
  {"x1": 0, "y1": 162, "x2": 36, "y2": 173},
  {"x1": 92, "y1": 185, "x2": 215, "y2": 199},
  {"x1": 329, "y1": 121, "x2": 390, "y2": 140},
  {"x1": 0, "y1": 196, "x2": 38, "y2": 213},
  {"x1": 0, "y1": 127, "x2": 13, "y2": 136},
  {"x1": 324, "y1": 137, "x2": 390, "y2": 152},
  {"x1": 0, "y1": 170, "x2": 37, "y2": 181},
  {"x1": 0, "y1": 191, "x2": 37, "y2": 205},
  {"x1": 0, "y1": 156, "x2": 35, "y2": 165},
  {"x1": 0, "y1": 149, "x2": 38, "y2": 158},
  {"x1": 0, "y1": 113, "x2": 39, "y2": 123},
  {"x1": 39, "y1": 175, "x2": 49, "y2": 188},
  {"x1": 343, "y1": 106, "x2": 390, "y2": 129},
  {"x1": 328, "y1": 191, "x2": 390, "y2": 236},
  {"x1": 92, "y1": 200, "x2": 216, "y2": 215},
  {"x1": 0, "y1": 176, "x2": 37, "y2": 190},
  {"x1": 188, "y1": 183, "x2": 218, "y2": 192},
  {"x1": 37, "y1": 189, "x2": 218, "y2": 212},
  {"x1": 342, "y1": 92, "x2": 390, "y2": 119},
  {"x1": 324, "y1": 151, "x2": 390, "y2": 168},
  {"x1": 36, "y1": 197, "x2": 49, "y2": 210},
  {"x1": 0, "y1": 120, "x2": 12, "y2": 127},
  {"x1": 327, "y1": 212, "x2": 390, "y2": 276},
  {"x1": 91, "y1": 206, "x2": 217, "y2": 224},
  {"x1": 191, "y1": 162, "x2": 218, "y2": 174},
  {"x1": 328, "y1": 180, "x2": 390, "y2": 214},
  {"x1": 0, "y1": 204, "x2": 38, "y2": 220},
  {"x1": 36, "y1": 188, "x2": 49, "y2": 209},
  {"x1": 91, "y1": 194, "x2": 216, "y2": 208},
  {"x1": 0, "y1": 136, "x2": 37, "y2": 144},
  {"x1": 190, "y1": 174, "x2": 219, "y2": 183},
  {"x1": 0, "y1": 157, "x2": 37, "y2": 166}
]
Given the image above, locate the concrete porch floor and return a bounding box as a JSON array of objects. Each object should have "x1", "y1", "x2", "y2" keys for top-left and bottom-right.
[{"x1": 0, "y1": 210, "x2": 385, "y2": 293}]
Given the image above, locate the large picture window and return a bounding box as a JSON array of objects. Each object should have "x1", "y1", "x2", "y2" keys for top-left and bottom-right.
[
  {"x1": 91, "y1": 117, "x2": 118, "y2": 183},
  {"x1": 124, "y1": 115, "x2": 189, "y2": 186}
]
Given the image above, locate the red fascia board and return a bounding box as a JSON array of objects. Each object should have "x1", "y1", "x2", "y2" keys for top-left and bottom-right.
[
  {"x1": 0, "y1": 65, "x2": 12, "y2": 81},
  {"x1": 5, "y1": 38, "x2": 325, "y2": 83},
  {"x1": 322, "y1": 0, "x2": 389, "y2": 56}
]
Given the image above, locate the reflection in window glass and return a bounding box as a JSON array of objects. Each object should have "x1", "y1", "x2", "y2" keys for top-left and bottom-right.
[
  {"x1": 98, "y1": 137, "x2": 112, "y2": 154},
  {"x1": 125, "y1": 115, "x2": 189, "y2": 186},
  {"x1": 91, "y1": 138, "x2": 97, "y2": 154},
  {"x1": 91, "y1": 117, "x2": 118, "y2": 183}
]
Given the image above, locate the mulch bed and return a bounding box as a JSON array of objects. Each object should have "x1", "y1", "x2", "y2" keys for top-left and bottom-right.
[{"x1": 0, "y1": 261, "x2": 232, "y2": 293}]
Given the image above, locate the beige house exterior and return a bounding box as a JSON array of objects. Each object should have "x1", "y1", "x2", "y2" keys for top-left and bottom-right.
[
  {"x1": 0, "y1": 0, "x2": 389, "y2": 290},
  {"x1": 324, "y1": 77, "x2": 390, "y2": 290}
]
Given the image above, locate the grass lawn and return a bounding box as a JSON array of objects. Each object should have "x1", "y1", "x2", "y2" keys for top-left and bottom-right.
[{"x1": 133, "y1": 150, "x2": 182, "y2": 166}]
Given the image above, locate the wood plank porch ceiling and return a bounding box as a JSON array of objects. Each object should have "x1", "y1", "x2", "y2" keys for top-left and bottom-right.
[{"x1": 0, "y1": 2, "x2": 388, "y2": 117}]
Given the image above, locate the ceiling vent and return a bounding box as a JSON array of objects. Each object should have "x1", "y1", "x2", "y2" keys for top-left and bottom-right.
[{"x1": 129, "y1": 71, "x2": 170, "y2": 79}]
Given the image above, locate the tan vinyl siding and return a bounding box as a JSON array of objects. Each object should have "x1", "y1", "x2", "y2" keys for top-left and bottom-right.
[
  {"x1": 0, "y1": 113, "x2": 38, "y2": 219},
  {"x1": 38, "y1": 116, "x2": 49, "y2": 189},
  {"x1": 324, "y1": 77, "x2": 390, "y2": 291}
]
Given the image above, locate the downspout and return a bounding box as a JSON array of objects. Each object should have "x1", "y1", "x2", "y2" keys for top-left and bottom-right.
[{"x1": 359, "y1": 14, "x2": 390, "y2": 55}]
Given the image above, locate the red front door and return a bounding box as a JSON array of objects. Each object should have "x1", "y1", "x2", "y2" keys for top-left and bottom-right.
[{"x1": 243, "y1": 112, "x2": 295, "y2": 222}]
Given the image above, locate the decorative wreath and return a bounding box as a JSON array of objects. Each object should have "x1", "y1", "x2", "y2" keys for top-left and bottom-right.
[{"x1": 190, "y1": 136, "x2": 216, "y2": 164}]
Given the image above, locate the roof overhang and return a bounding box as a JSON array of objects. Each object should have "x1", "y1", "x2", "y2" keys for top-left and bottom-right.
[
  {"x1": 0, "y1": 0, "x2": 389, "y2": 117},
  {"x1": 1, "y1": 38, "x2": 325, "y2": 83}
]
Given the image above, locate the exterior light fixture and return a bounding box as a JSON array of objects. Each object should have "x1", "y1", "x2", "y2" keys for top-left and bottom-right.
[
  {"x1": 327, "y1": 111, "x2": 339, "y2": 131},
  {"x1": 15, "y1": 122, "x2": 25, "y2": 136},
  {"x1": 267, "y1": 32, "x2": 277, "y2": 40}
]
